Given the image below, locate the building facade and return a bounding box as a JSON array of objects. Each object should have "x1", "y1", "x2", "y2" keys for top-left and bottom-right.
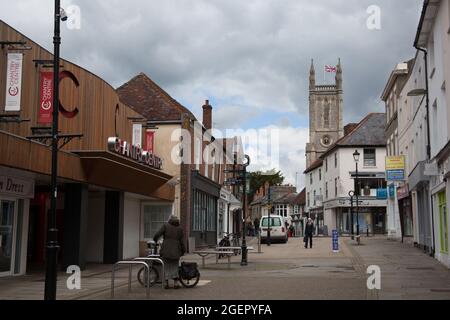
[
  {"x1": 381, "y1": 61, "x2": 411, "y2": 240},
  {"x1": 0, "y1": 21, "x2": 175, "y2": 276},
  {"x1": 117, "y1": 75, "x2": 244, "y2": 249},
  {"x1": 414, "y1": 0, "x2": 450, "y2": 267}
]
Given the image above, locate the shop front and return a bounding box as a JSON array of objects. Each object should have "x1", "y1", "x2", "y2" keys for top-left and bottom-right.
[
  {"x1": 0, "y1": 168, "x2": 34, "y2": 277},
  {"x1": 190, "y1": 171, "x2": 220, "y2": 247},
  {"x1": 397, "y1": 184, "x2": 413, "y2": 238},
  {"x1": 326, "y1": 198, "x2": 387, "y2": 235}
]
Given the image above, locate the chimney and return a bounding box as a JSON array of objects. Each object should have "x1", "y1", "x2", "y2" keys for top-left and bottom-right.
[
  {"x1": 344, "y1": 123, "x2": 358, "y2": 136},
  {"x1": 202, "y1": 100, "x2": 212, "y2": 130}
]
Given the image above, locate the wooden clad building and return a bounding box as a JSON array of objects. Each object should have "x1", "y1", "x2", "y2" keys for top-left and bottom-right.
[{"x1": 0, "y1": 20, "x2": 175, "y2": 276}]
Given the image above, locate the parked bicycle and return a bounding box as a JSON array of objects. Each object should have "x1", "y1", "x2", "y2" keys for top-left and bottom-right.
[
  {"x1": 217, "y1": 232, "x2": 241, "y2": 258},
  {"x1": 137, "y1": 241, "x2": 200, "y2": 288}
]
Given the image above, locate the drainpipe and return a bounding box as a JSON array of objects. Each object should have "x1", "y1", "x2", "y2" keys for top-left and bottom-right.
[{"x1": 414, "y1": 44, "x2": 435, "y2": 258}]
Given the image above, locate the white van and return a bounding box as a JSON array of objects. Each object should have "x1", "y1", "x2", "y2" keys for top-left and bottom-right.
[{"x1": 259, "y1": 215, "x2": 288, "y2": 244}]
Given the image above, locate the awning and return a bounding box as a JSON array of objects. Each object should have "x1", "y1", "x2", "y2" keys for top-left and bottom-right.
[{"x1": 76, "y1": 151, "x2": 174, "y2": 200}]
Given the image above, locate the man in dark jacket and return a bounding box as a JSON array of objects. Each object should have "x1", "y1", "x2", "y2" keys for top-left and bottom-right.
[
  {"x1": 154, "y1": 215, "x2": 186, "y2": 289},
  {"x1": 304, "y1": 218, "x2": 314, "y2": 249}
]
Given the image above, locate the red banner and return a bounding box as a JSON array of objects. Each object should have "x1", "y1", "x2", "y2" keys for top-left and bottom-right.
[
  {"x1": 146, "y1": 130, "x2": 154, "y2": 153},
  {"x1": 38, "y1": 71, "x2": 54, "y2": 124}
]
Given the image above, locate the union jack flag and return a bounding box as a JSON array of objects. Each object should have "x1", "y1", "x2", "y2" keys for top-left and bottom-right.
[{"x1": 325, "y1": 65, "x2": 337, "y2": 73}]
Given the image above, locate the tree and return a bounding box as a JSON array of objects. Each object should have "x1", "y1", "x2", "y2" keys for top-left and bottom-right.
[{"x1": 248, "y1": 169, "x2": 285, "y2": 203}]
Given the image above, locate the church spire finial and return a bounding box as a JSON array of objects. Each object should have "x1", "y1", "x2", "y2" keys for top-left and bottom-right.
[
  {"x1": 309, "y1": 59, "x2": 315, "y2": 90},
  {"x1": 336, "y1": 58, "x2": 342, "y2": 89}
]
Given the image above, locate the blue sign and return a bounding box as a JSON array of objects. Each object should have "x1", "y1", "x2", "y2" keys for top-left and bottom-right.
[
  {"x1": 376, "y1": 188, "x2": 387, "y2": 200},
  {"x1": 388, "y1": 184, "x2": 395, "y2": 198},
  {"x1": 386, "y1": 169, "x2": 405, "y2": 181},
  {"x1": 332, "y1": 229, "x2": 339, "y2": 252}
]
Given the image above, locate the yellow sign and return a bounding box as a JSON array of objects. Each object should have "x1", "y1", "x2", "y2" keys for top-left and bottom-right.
[{"x1": 385, "y1": 156, "x2": 405, "y2": 171}]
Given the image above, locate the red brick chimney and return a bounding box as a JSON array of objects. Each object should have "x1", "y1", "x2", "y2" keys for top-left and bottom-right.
[
  {"x1": 202, "y1": 100, "x2": 212, "y2": 130},
  {"x1": 344, "y1": 123, "x2": 358, "y2": 136}
]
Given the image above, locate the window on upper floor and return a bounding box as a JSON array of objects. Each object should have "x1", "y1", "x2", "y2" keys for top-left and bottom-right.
[
  {"x1": 325, "y1": 158, "x2": 328, "y2": 172},
  {"x1": 310, "y1": 173, "x2": 313, "y2": 185},
  {"x1": 195, "y1": 138, "x2": 201, "y2": 171},
  {"x1": 307, "y1": 192, "x2": 310, "y2": 207},
  {"x1": 313, "y1": 190, "x2": 316, "y2": 206},
  {"x1": 319, "y1": 169, "x2": 322, "y2": 181},
  {"x1": 334, "y1": 153, "x2": 338, "y2": 168},
  {"x1": 364, "y1": 148, "x2": 376, "y2": 167},
  {"x1": 325, "y1": 182, "x2": 328, "y2": 199},
  {"x1": 334, "y1": 178, "x2": 338, "y2": 197}
]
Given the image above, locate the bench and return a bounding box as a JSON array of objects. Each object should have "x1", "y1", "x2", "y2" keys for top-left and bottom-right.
[{"x1": 193, "y1": 246, "x2": 255, "y2": 269}]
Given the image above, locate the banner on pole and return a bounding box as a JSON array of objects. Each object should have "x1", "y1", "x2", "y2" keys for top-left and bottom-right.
[
  {"x1": 38, "y1": 71, "x2": 54, "y2": 124},
  {"x1": 5, "y1": 53, "x2": 23, "y2": 111}
]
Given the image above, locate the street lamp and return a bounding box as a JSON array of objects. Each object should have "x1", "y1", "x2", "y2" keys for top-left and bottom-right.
[
  {"x1": 44, "y1": 0, "x2": 66, "y2": 300},
  {"x1": 353, "y1": 150, "x2": 360, "y2": 238},
  {"x1": 348, "y1": 190, "x2": 354, "y2": 240},
  {"x1": 241, "y1": 155, "x2": 250, "y2": 266}
]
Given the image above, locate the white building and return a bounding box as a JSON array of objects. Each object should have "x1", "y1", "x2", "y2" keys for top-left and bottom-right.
[
  {"x1": 306, "y1": 114, "x2": 387, "y2": 235},
  {"x1": 381, "y1": 61, "x2": 412, "y2": 241},
  {"x1": 414, "y1": 0, "x2": 450, "y2": 267},
  {"x1": 321, "y1": 114, "x2": 387, "y2": 235},
  {"x1": 304, "y1": 159, "x2": 325, "y2": 234}
]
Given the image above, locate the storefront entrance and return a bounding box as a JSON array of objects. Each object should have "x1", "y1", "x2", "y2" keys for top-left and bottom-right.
[
  {"x1": 0, "y1": 199, "x2": 16, "y2": 276},
  {"x1": 438, "y1": 191, "x2": 448, "y2": 254}
]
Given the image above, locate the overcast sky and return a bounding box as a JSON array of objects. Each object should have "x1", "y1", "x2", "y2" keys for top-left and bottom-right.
[{"x1": 0, "y1": 0, "x2": 423, "y2": 189}]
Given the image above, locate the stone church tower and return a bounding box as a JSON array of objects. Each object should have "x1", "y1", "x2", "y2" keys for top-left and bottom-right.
[{"x1": 305, "y1": 59, "x2": 344, "y2": 168}]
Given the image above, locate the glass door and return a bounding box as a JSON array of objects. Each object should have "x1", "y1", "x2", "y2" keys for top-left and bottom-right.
[{"x1": 0, "y1": 200, "x2": 16, "y2": 276}]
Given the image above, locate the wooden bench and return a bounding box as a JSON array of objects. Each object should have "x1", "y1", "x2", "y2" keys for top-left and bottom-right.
[{"x1": 193, "y1": 246, "x2": 255, "y2": 269}]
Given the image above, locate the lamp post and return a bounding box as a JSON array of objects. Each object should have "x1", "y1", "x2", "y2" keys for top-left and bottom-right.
[
  {"x1": 44, "y1": 0, "x2": 66, "y2": 301},
  {"x1": 267, "y1": 185, "x2": 271, "y2": 246},
  {"x1": 353, "y1": 150, "x2": 360, "y2": 238},
  {"x1": 241, "y1": 155, "x2": 250, "y2": 266},
  {"x1": 348, "y1": 190, "x2": 354, "y2": 240}
]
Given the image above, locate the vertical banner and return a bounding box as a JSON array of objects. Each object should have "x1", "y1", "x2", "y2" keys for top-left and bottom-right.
[
  {"x1": 5, "y1": 53, "x2": 23, "y2": 111},
  {"x1": 38, "y1": 71, "x2": 54, "y2": 124},
  {"x1": 146, "y1": 130, "x2": 154, "y2": 153},
  {"x1": 132, "y1": 123, "x2": 142, "y2": 147}
]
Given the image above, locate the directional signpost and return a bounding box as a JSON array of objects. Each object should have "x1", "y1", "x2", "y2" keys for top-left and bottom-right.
[{"x1": 223, "y1": 155, "x2": 251, "y2": 266}]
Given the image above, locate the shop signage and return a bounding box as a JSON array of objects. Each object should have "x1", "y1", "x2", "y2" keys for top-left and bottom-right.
[
  {"x1": 386, "y1": 156, "x2": 405, "y2": 181},
  {"x1": 397, "y1": 184, "x2": 409, "y2": 200},
  {"x1": 332, "y1": 229, "x2": 339, "y2": 253},
  {"x1": 38, "y1": 70, "x2": 80, "y2": 124},
  {"x1": 107, "y1": 137, "x2": 162, "y2": 170},
  {"x1": 388, "y1": 184, "x2": 395, "y2": 198},
  {"x1": 0, "y1": 175, "x2": 34, "y2": 198},
  {"x1": 5, "y1": 53, "x2": 23, "y2": 111},
  {"x1": 376, "y1": 188, "x2": 387, "y2": 200}
]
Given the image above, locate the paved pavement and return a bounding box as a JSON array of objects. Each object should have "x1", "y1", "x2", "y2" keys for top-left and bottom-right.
[{"x1": 1, "y1": 236, "x2": 449, "y2": 300}]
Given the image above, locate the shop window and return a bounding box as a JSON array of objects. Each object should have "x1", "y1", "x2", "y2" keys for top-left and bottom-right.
[
  {"x1": 192, "y1": 189, "x2": 217, "y2": 232},
  {"x1": 143, "y1": 204, "x2": 173, "y2": 239}
]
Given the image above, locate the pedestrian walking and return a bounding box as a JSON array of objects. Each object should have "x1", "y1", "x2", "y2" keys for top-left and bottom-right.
[
  {"x1": 153, "y1": 215, "x2": 186, "y2": 289},
  {"x1": 304, "y1": 218, "x2": 314, "y2": 249},
  {"x1": 289, "y1": 224, "x2": 295, "y2": 237},
  {"x1": 254, "y1": 217, "x2": 260, "y2": 237}
]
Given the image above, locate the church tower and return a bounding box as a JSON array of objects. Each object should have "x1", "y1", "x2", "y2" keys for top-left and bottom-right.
[{"x1": 305, "y1": 59, "x2": 344, "y2": 168}]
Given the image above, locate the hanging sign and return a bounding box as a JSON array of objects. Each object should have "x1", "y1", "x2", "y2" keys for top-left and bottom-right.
[
  {"x1": 146, "y1": 130, "x2": 154, "y2": 153},
  {"x1": 39, "y1": 71, "x2": 54, "y2": 123},
  {"x1": 5, "y1": 53, "x2": 23, "y2": 111}
]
